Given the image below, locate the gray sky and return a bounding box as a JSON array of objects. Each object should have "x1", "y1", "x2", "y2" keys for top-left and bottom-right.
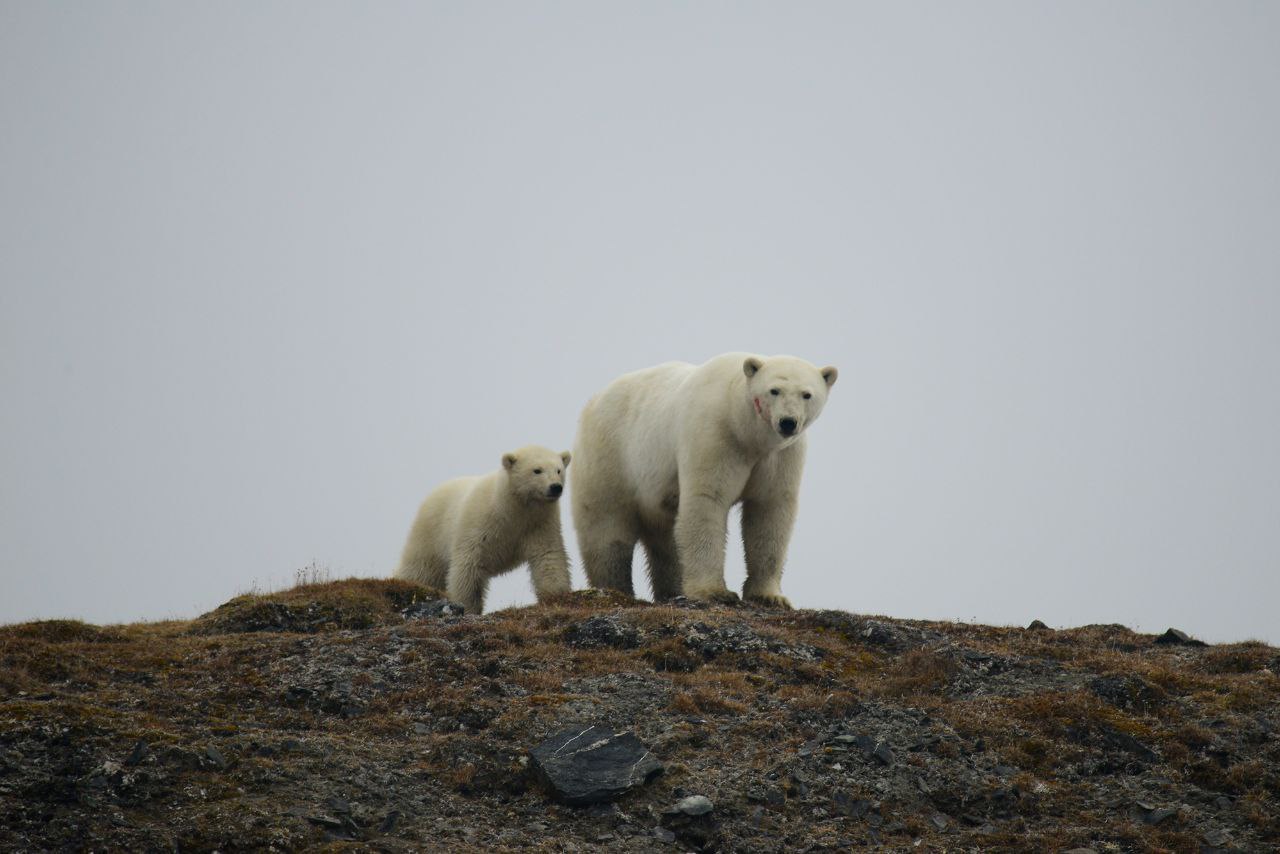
[{"x1": 2, "y1": 3, "x2": 1277, "y2": 644}]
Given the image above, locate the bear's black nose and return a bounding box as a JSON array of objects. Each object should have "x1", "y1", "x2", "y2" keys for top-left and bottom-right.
[
  {"x1": 548, "y1": 483, "x2": 563, "y2": 497},
  {"x1": 779, "y1": 418, "x2": 798, "y2": 436}
]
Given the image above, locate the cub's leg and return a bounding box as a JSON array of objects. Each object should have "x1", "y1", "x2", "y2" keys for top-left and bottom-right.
[
  {"x1": 446, "y1": 540, "x2": 490, "y2": 615},
  {"x1": 524, "y1": 521, "x2": 573, "y2": 602}
]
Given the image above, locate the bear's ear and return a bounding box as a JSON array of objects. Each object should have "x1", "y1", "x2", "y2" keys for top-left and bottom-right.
[
  {"x1": 560, "y1": 451, "x2": 572, "y2": 468},
  {"x1": 502, "y1": 453, "x2": 517, "y2": 471},
  {"x1": 821, "y1": 366, "x2": 838, "y2": 388},
  {"x1": 743, "y1": 357, "x2": 763, "y2": 378}
]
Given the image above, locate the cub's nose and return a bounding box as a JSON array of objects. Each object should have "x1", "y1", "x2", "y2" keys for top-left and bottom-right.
[
  {"x1": 779, "y1": 417, "x2": 798, "y2": 436},
  {"x1": 548, "y1": 483, "x2": 564, "y2": 497}
]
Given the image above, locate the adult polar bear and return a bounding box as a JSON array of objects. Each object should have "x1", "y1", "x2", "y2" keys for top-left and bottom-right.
[{"x1": 571, "y1": 353, "x2": 838, "y2": 608}]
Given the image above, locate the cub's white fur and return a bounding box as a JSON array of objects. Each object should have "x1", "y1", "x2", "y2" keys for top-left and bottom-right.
[
  {"x1": 571, "y1": 353, "x2": 837, "y2": 608},
  {"x1": 396, "y1": 446, "x2": 572, "y2": 614}
]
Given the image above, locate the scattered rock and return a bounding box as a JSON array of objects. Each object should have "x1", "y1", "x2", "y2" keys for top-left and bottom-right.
[
  {"x1": 1155, "y1": 627, "x2": 1208, "y2": 647},
  {"x1": 530, "y1": 725, "x2": 663, "y2": 805},
  {"x1": 682, "y1": 620, "x2": 819, "y2": 662},
  {"x1": 653, "y1": 825, "x2": 676, "y2": 842},
  {"x1": 675, "y1": 794, "x2": 713, "y2": 816},
  {"x1": 123, "y1": 740, "x2": 148, "y2": 767},
  {"x1": 1144, "y1": 806, "x2": 1178, "y2": 825},
  {"x1": 564, "y1": 615, "x2": 642, "y2": 649},
  {"x1": 873, "y1": 742, "x2": 894, "y2": 766},
  {"x1": 1026, "y1": 619, "x2": 1049, "y2": 630},
  {"x1": 402, "y1": 599, "x2": 466, "y2": 619},
  {"x1": 832, "y1": 790, "x2": 870, "y2": 818},
  {"x1": 203, "y1": 746, "x2": 228, "y2": 770}
]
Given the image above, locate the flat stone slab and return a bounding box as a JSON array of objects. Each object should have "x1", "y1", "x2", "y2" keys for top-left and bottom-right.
[{"x1": 530, "y1": 725, "x2": 663, "y2": 805}]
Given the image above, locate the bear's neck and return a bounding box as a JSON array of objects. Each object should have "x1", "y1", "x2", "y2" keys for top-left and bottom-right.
[{"x1": 727, "y1": 374, "x2": 781, "y2": 458}]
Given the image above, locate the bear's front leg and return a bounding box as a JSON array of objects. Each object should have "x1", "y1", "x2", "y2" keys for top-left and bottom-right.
[
  {"x1": 524, "y1": 523, "x2": 573, "y2": 603},
  {"x1": 741, "y1": 497, "x2": 797, "y2": 610},
  {"x1": 446, "y1": 544, "x2": 490, "y2": 615},
  {"x1": 674, "y1": 491, "x2": 740, "y2": 605}
]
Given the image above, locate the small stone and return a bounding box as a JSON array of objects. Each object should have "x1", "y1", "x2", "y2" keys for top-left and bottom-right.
[
  {"x1": 306, "y1": 815, "x2": 345, "y2": 829},
  {"x1": 1145, "y1": 807, "x2": 1177, "y2": 825},
  {"x1": 930, "y1": 813, "x2": 948, "y2": 831},
  {"x1": 676, "y1": 794, "x2": 713, "y2": 816},
  {"x1": 1155, "y1": 627, "x2": 1207, "y2": 646},
  {"x1": 1063, "y1": 849, "x2": 1098, "y2": 854},
  {"x1": 413, "y1": 722, "x2": 430, "y2": 735},
  {"x1": 124, "y1": 740, "x2": 149, "y2": 766},
  {"x1": 378, "y1": 810, "x2": 400, "y2": 833},
  {"x1": 1202, "y1": 828, "x2": 1231, "y2": 846},
  {"x1": 326, "y1": 796, "x2": 351, "y2": 814},
  {"x1": 833, "y1": 734, "x2": 859, "y2": 745},
  {"x1": 832, "y1": 791, "x2": 870, "y2": 818},
  {"x1": 873, "y1": 742, "x2": 894, "y2": 766},
  {"x1": 653, "y1": 825, "x2": 676, "y2": 843},
  {"x1": 1026, "y1": 619, "x2": 1049, "y2": 631},
  {"x1": 204, "y1": 746, "x2": 228, "y2": 769}
]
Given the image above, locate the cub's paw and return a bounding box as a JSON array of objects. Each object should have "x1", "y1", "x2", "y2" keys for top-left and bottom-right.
[{"x1": 744, "y1": 592, "x2": 793, "y2": 610}]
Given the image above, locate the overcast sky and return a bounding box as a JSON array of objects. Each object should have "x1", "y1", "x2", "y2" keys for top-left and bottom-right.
[{"x1": 2, "y1": 3, "x2": 1277, "y2": 644}]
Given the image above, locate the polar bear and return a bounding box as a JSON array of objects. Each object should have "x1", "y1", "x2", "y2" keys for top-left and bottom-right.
[
  {"x1": 396, "y1": 446, "x2": 573, "y2": 615},
  {"x1": 571, "y1": 353, "x2": 838, "y2": 608}
]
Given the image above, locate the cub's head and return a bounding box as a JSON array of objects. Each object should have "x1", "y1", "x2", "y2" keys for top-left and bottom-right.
[
  {"x1": 501, "y1": 445, "x2": 571, "y2": 503},
  {"x1": 743, "y1": 355, "x2": 838, "y2": 443}
]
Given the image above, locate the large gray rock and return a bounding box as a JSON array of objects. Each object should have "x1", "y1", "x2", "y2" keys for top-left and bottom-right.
[{"x1": 530, "y1": 725, "x2": 663, "y2": 806}]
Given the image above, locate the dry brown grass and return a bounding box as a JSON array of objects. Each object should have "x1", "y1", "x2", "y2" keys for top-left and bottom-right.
[{"x1": 876, "y1": 648, "x2": 959, "y2": 698}]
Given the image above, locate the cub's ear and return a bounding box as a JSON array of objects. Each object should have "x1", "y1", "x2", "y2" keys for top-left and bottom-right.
[
  {"x1": 560, "y1": 451, "x2": 572, "y2": 468},
  {"x1": 821, "y1": 366, "x2": 838, "y2": 388},
  {"x1": 743, "y1": 357, "x2": 763, "y2": 378},
  {"x1": 502, "y1": 453, "x2": 517, "y2": 471}
]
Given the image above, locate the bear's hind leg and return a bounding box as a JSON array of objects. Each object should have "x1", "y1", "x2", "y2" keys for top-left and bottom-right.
[
  {"x1": 574, "y1": 499, "x2": 639, "y2": 595},
  {"x1": 640, "y1": 526, "x2": 682, "y2": 601}
]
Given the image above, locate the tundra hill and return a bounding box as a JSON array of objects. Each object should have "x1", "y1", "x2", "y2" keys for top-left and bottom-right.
[{"x1": 1, "y1": 580, "x2": 1277, "y2": 852}]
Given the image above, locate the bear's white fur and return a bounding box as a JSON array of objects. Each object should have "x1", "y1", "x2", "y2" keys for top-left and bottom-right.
[
  {"x1": 571, "y1": 353, "x2": 837, "y2": 608},
  {"x1": 396, "y1": 445, "x2": 573, "y2": 615}
]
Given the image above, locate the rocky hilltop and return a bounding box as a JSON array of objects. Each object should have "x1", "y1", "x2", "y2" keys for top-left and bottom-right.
[{"x1": 1, "y1": 580, "x2": 1277, "y2": 852}]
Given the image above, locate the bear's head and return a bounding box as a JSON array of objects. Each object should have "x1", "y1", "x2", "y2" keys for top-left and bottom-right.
[
  {"x1": 743, "y1": 355, "x2": 838, "y2": 444},
  {"x1": 502, "y1": 445, "x2": 572, "y2": 503}
]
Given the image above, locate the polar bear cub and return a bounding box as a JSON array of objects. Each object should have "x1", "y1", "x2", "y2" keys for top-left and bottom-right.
[
  {"x1": 396, "y1": 446, "x2": 573, "y2": 615},
  {"x1": 571, "y1": 353, "x2": 837, "y2": 608}
]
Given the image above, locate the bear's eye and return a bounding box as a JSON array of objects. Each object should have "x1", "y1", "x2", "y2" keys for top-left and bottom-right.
[
  {"x1": 533, "y1": 468, "x2": 543, "y2": 475},
  {"x1": 556, "y1": 469, "x2": 561, "y2": 474},
  {"x1": 770, "y1": 388, "x2": 780, "y2": 396},
  {"x1": 803, "y1": 392, "x2": 812, "y2": 400}
]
